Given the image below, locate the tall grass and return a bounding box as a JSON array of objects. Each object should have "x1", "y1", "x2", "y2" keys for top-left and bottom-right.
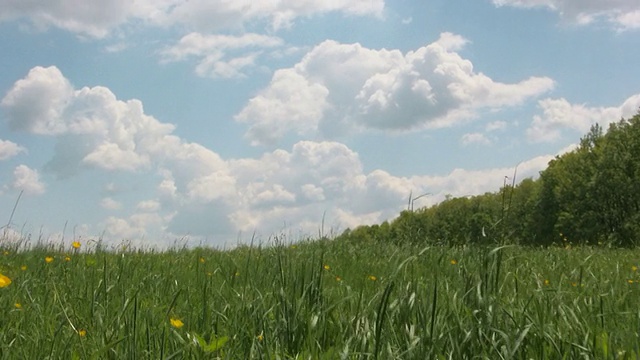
[{"x1": 1, "y1": 236, "x2": 639, "y2": 358}]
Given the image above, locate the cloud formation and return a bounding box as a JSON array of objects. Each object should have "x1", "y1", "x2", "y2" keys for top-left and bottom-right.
[
  {"x1": 527, "y1": 94, "x2": 640, "y2": 142},
  {"x1": 492, "y1": 0, "x2": 640, "y2": 30},
  {"x1": 1, "y1": 66, "x2": 553, "y2": 246},
  {"x1": 160, "y1": 32, "x2": 286, "y2": 78},
  {"x1": 236, "y1": 33, "x2": 554, "y2": 146},
  {"x1": 11, "y1": 165, "x2": 45, "y2": 195},
  {"x1": 0, "y1": 0, "x2": 384, "y2": 38},
  {"x1": 0, "y1": 139, "x2": 25, "y2": 160}
]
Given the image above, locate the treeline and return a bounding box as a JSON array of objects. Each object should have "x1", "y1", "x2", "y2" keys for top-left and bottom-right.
[{"x1": 337, "y1": 111, "x2": 640, "y2": 247}]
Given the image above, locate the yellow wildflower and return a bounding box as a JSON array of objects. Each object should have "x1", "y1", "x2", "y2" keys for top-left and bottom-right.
[
  {"x1": 45, "y1": 256, "x2": 54, "y2": 263},
  {"x1": 368, "y1": 275, "x2": 377, "y2": 281},
  {"x1": 323, "y1": 264, "x2": 330, "y2": 271},
  {"x1": 20, "y1": 265, "x2": 27, "y2": 271},
  {"x1": 628, "y1": 279, "x2": 635, "y2": 285},
  {"x1": 335, "y1": 276, "x2": 342, "y2": 282},
  {"x1": 450, "y1": 259, "x2": 458, "y2": 265},
  {"x1": 14, "y1": 302, "x2": 21, "y2": 309},
  {"x1": 257, "y1": 333, "x2": 264, "y2": 342},
  {"x1": 64, "y1": 256, "x2": 71, "y2": 262},
  {"x1": 199, "y1": 257, "x2": 205, "y2": 263},
  {"x1": 170, "y1": 318, "x2": 184, "y2": 329},
  {"x1": 0, "y1": 273, "x2": 11, "y2": 288},
  {"x1": 72, "y1": 241, "x2": 81, "y2": 249},
  {"x1": 632, "y1": 265, "x2": 638, "y2": 272},
  {"x1": 544, "y1": 279, "x2": 550, "y2": 286},
  {"x1": 77, "y1": 329, "x2": 87, "y2": 337}
]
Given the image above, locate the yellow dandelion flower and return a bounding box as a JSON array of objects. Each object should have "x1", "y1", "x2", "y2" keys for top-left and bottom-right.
[
  {"x1": 77, "y1": 329, "x2": 87, "y2": 337},
  {"x1": 14, "y1": 302, "x2": 21, "y2": 309},
  {"x1": 20, "y1": 265, "x2": 27, "y2": 271},
  {"x1": 45, "y1": 256, "x2": 54, "y2": 263},
  {"x1": 257, "y1": 333, "x2": 264, "y2": 342},
  {"x1": 199, "y1": 257, "x2": 205, "y2": 263},
  {"x1": 544, "y1": 279, "x2": 550, "y2": 286},
  {"x1": 335, "y1": 276, "x2": 342, "y2": 282},
  {"x1": 170, "y1": 318, "x2": 184, "y2": 329},
  {"x1": 632, "y1": 265, "x2": 638, "y2": 272},
  {"x1": 0, "y1": 273, "x2": 11, "y2": 288},
  {"x1": 368, "y1": 275, "x2": 377, "y2": 281},
  {"x1": 323, "y1": 264, "x2": 330, "y2": 271},
  {"x1": 628, "y1": 279, "x2": 635, "y2": 285},
  {"x1": 450, "y1": 259, "x2": 458, "y2": 265},
  {"x1": 72, "y1": 241, "x2": 81, "y2": 249},
  {"x1": 64, "y1": 256, "x2": 71, "y2": 262}
]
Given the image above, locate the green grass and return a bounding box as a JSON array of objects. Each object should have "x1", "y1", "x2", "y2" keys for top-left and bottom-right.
[{"x1": 1, "y1": 237, "x2": 640, "y2": 359}]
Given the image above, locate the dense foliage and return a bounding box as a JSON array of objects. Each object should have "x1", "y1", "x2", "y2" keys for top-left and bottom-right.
[{"x1": 338, "y1": 111, "x2": 640, "y2": 247}]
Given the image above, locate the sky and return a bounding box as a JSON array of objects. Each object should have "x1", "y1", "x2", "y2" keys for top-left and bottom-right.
[{"x1": 1, "y1": 0, "x2": 639, "y2": 248}]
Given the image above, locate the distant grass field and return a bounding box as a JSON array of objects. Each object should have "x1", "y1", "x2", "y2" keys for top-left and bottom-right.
[{"x1": 1, "y1": 237, "x2": 639, "y2": 359}]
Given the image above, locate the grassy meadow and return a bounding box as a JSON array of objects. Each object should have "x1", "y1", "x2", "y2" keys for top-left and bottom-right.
[{"x1": 1, "y1": 236, "x2": 640, "y2": 359}]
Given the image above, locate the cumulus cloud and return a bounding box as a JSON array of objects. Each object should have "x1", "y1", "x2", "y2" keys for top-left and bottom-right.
[
  {"x1": 0, "y1": 0, "x2": 384, "y2": 37},
  {"x1": 1, "y1": 65, "x2": 555, "y2": 246},
  {"x1": 492, "y1": 0, "x2": 640, "y2": 30},
  {"x1": 236, "y1": 33, "x2": 554, "y2": 146},
  {"x1": 527, "y1": 94, "x2": 640, "y2": 142},
  {"x1": 0, "y1": 139, "x2": 25, "y2": 160},
  {"x1": 11, "y1": 165, "x2": 45, "y2": 195},
  {"x1": 1, "y1": 66, "x2": 177, "y2": 175}
]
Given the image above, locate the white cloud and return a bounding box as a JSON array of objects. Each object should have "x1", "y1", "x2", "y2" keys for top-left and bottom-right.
[
  {"x1": 1, "y1": 66, "x2": 177, "y2": 175},
  {"x1": 617, "y1": 10, "x2": 640, "y2": 30},
  {"x1": 236, "y1": 33, "x2": 554, "y2": 146},
  {"x1": 410, "y1": 154, "x2": 553, "y2": 204},
  {"x1": 236, "y1": 69, "x2": 331, "y2": 145},
  {"x1": 527, "y1": 94, "x2": 640, "y2": 142},
  {"x1": 0, "y1": 0, "x2": 384, "y2": 37},
  {"x1": 0, "y1": 0, "x2": 140, "y2": 38},
  {"x1": 401, "y1": 17, "x2": 413, "y2": 25},
  {"x1": 137, "y1": 200, "x2": 161, "y2": 212},
  {"x1": 1, "y1": 66, "x2": 74, "y2": 135},
  {"x1": 161, "y1": 32, "x2": 285, "y2": 79},
  {"x1": 0, "y1": 139, "x2": 25, "y2": 160},
  {"x1": 486, "y1": 120, "x2": 508, "y2": 132},
  {"x1": 1, "y1": 66, "x2": 556, "y2": 246},
  {"x1": 11, "y1": 164, "x2": 45, "y2": 195},
  {"x1": 100, "y1": 197, "x2": 122, "y2": 210},
  {"x1": 101, "y1": 213, "x2": 164, "y2": 244},
  {"x1": 461, "y1": 133, "x2": 492, "y2": 146},
  {"x1": 157, "y1": 0, "x2": 385, "y2": 32},
  {"x1": 492, "y1": 0, "x2": 640, "y2": 30}
]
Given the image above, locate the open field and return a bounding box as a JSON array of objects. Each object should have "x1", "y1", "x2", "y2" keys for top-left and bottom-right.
[{"x1": 1, "y1": 238, "x2": 639, "y2": 359}]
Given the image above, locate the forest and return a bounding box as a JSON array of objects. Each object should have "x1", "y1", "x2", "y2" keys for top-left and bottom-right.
[{"x1": 337, "y1": 111, "x2": 640, "y2": 248}]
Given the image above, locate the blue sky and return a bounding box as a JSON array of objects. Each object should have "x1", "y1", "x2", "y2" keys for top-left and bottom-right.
[{"x1": 1, "y1": 0, "x2": 639, "y2": 248}]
